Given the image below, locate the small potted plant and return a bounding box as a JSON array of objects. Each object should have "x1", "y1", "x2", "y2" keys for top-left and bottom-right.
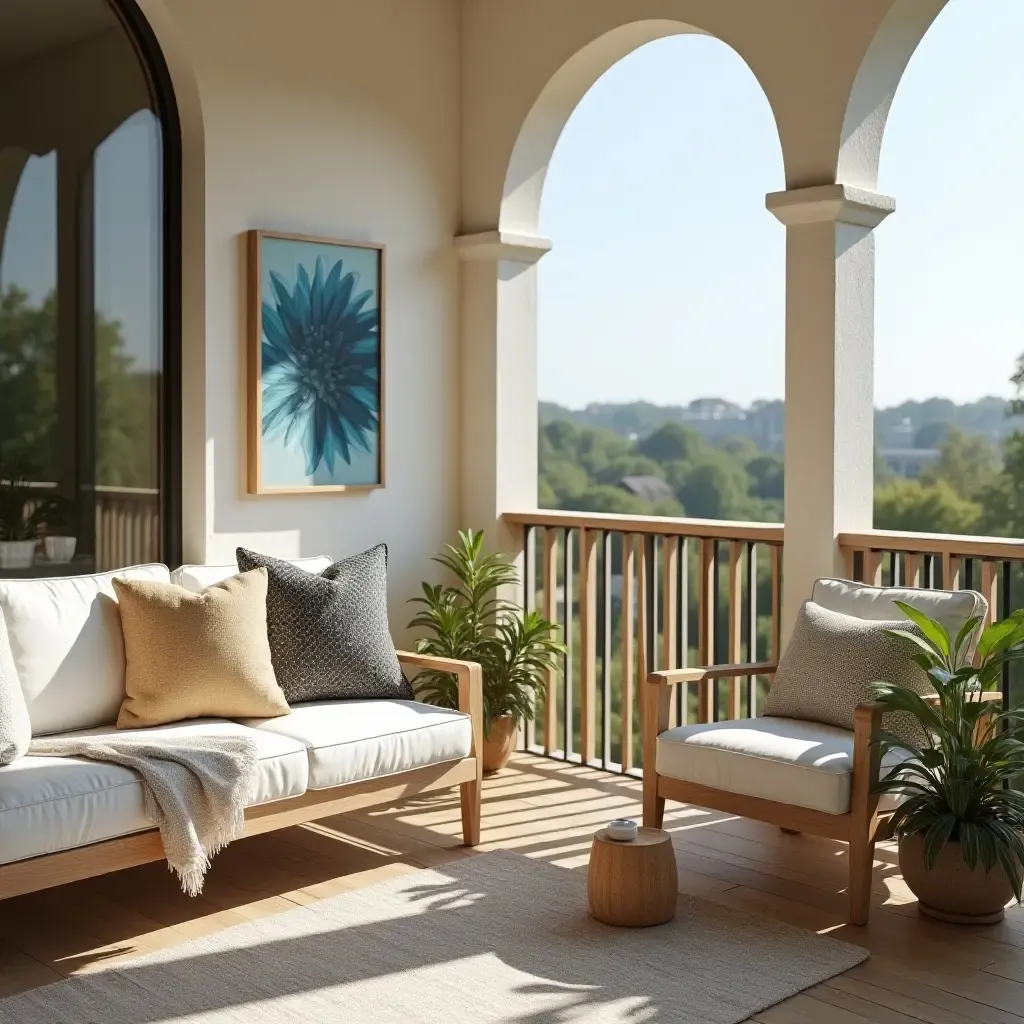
[
  {"x1": 0, "y1": 470, "x2": 41, "y2": 570},
  {"x1": 37, "y1": 494, "x2": 77, "y2": 564},
  {"x1": 873, "y1": 602, "x2": 1024, "y2": 924},
  {"x1": 409, "y1": 530, "x2": 564, "y2": 773}
]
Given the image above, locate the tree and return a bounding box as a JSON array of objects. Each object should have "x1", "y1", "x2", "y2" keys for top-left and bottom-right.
[
  {"x1": 676, "y1": 453, "x2": 752, "y2": 520},
  {"x1": 636, "y1": 422, "x2": 703, "y2": 464},
  {"x1": 0, "y1": 285, "x2": 156, "y2": 488},
  {"x1": 919, "y1": 426, "x2": 999, "y2": 501},
  {"x1": 874, "y1": 479, "x2": 982, "y2": 535},
  {"x1": 747, "y1": 453, "x2": 784, "y2": 500}
]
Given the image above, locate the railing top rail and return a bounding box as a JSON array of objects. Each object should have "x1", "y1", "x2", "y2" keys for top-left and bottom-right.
[
  {"x1": 839, "y1": 529, "x2": 1024, "y2": 561},
  {"x1": 504, "y1": 509, "x2": 784, "y2": 543}
]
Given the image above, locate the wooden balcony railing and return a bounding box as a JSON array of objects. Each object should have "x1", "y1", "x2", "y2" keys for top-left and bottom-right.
[
  {"x1": 505, "y1": 510, "x2": 784, "y2": 774},
  {"x1": 840, "y1": 528, "x2": 1024, "y2": 708},
  {"x1": 17, "y1": 482, "x2": 160, "y2": 573}
]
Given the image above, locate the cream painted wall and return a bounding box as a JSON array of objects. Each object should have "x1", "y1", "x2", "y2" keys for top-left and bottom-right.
[{"x1": 148, "y1": 0, "x2": 461, "y2": 636}]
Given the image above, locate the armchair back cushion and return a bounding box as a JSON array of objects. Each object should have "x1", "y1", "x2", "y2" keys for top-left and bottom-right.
[
  {"x1": 763, "y1": 601, "x2": 932, "y2": 745},
  {"x1": 811, "y1": 578, "x2": 986, "y2": 643},
  {"x1": 764, "y1": 580, "x2": 985, "y2": 747},
  {"x1": 0, "y1": 564, "x2": 171, "y2": 736}
]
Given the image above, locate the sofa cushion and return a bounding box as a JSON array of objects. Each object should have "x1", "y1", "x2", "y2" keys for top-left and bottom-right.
[
  {"x1": 114, "y1": 569, "x2": 290, "y2": 728},
  {"x1": 656, "y1": 716, "x2": 911, "y2": 815},
  {"x1": 171, "y1": 556, "x2": 333, "y2": 593},
  {"x1": 238, "y1": 699, "x2": 472, "y2": 789},
  {"x1": 236, "y1": 545, "x2": 411, "y2": 704},
  {"x1": 0, "y1": 611, "x2": 30, "y2": 765},
  {"x1": 0, "y1": 721, "x2": 308, "y2": 866},
  {"x1": 0, "y1": 564, "x2": 171, "y2": 736}
]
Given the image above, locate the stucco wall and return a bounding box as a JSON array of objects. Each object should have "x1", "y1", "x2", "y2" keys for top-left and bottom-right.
[{"x1": 148, "y1": 0, "x2": 460, "y2": 635}]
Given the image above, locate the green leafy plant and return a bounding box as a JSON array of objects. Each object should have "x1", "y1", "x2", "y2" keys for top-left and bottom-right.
[
  {"x1": 872, "y1": 601, "x2": 1024, "y2": 901},
  {"x1": 0, "y1": 467, "x2": 43, "y2": 541},
  {"x1": 408, "y1": 530, "x2": 564, "y2": 732}
]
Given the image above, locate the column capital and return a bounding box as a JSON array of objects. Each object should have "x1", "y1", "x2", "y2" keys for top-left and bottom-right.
[
  {"x1": 766, "y1": 184, "x2": 894, "y2": 229},
  {"x1": 455, "y1": 229, "x2": 552, "y2": 264}
]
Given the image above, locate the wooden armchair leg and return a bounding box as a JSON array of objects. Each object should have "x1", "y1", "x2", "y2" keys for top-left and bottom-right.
[
  {"x1": 460, "y1": 779, "x2": 481, "y2": 847},
  {"x1": 848, "y1": 830, "x2": 875, "y2": 926},
  {"x1": 642, "y1": 674, "x2": 671, "y2": 829},
  {"x1": 848, "y1": 701, "x2": 883, "y2": 926},
  {"x1": 643, "y1": 774, "x2": 665, "y2": 829}
]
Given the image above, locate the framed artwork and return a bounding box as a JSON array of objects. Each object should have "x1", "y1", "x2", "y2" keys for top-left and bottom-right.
[{"x1": 246, "y1": 230, "x2": 384, "y2": 494}]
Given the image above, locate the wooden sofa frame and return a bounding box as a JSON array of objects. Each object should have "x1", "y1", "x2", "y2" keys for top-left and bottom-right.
[
  {"x1": 0, "y1": 652, "x2": 483, "y2": 901},
  {"x1": 642, "y1": 662, "x2": 1000, "y2": 926}
]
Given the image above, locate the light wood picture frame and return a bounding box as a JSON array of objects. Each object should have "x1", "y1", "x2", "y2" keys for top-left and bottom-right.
[{"x1": 246, "y1": 230, "x2": 385, "y2": 494}]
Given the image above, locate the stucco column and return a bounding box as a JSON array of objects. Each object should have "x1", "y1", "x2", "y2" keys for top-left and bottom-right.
[
  {"x1": 455, "y1": 229, "x2": 551, "y2": 555},
  {"x1": 766, "y1": 184, "x2": 894, "y2": 640}
]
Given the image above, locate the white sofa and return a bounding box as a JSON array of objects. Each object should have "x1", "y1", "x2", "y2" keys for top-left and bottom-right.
[{"x1": 0, "y1": 559, "x2": 483, "y2": 900}]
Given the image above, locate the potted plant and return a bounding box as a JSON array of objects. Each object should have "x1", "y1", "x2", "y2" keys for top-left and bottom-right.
[
  {"x1": 0, "y1": 470, "x2": 41, "y2": 570},
  {"x1": 36, "y1": 494, "x2": 77, "y2": 563},
  {"x1": 409, "y1": 530, "x2": 564, "y2": 773},
  {"x1": 872, "y1": 602, "x2": 1024, "y2": 924}
]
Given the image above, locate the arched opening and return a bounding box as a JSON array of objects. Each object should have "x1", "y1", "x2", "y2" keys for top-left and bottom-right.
[
  {"x1": 0, "y1": 0, "x2": 181, "y2": 577},
  {"x1": 872, "y1": 0, "x2": 1024, "y2": 541},
  {"x1": 498, "y1": 26, "x2": 784, "y2": 762},
  {"x1": 532, "y1": 33, "x2": 784, "y2": 524}
]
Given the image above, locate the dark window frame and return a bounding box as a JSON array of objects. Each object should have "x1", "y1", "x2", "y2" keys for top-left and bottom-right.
[{"x1": 109, "y1": 0, "x2": 183, "y2": 568}]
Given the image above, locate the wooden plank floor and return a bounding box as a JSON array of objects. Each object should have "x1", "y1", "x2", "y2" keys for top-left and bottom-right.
[{"x1": 1, "y1": 752, "x2": 1022, "y2": 1021}]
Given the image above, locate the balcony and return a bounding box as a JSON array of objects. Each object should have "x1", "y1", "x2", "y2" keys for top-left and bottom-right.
[{"x1": 1, "y1": 752, "x2": 1021, "y2": 1021}]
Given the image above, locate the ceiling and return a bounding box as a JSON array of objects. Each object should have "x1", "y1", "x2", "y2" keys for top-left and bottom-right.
[{"x1": 0, "y1": 0, "x2": 116, "y2": 73}]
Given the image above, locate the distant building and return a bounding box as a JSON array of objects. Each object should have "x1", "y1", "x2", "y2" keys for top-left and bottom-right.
[
  {"x1": 618, "y1": 475, "x2": 675, "y2": 503},
  {"x1": 881, "y1": 448, "x2": 940, "y2": 478}
]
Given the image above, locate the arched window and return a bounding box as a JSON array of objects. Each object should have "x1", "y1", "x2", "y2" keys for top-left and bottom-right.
[{"x1": 0, "y1": 0, "x2": 180, "y2": 577}]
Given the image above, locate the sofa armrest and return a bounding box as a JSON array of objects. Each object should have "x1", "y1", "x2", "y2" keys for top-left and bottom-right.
[{"x1": 395, "y1": 651, "x2": 484, "y2": 762}]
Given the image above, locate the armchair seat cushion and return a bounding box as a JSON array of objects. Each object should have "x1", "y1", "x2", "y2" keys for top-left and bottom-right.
[
  {"x1": 657, "y1": 716, "x2": 911, "y2": 815},
  {"x1": 239, "y1": 699, "x2": 472, "y2": 790}
]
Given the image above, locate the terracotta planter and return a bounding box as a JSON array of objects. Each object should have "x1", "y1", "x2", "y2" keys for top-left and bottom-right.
[
  {"x1": 899, "y1": 832, "x2": 1015, "y2": 924},
  {"x1": 482, "y1": 714, "x2": 517, "y2": 774}
]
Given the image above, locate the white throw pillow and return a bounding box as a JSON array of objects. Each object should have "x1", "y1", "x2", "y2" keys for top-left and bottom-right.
[
  {"x1": 171, "y1": 555, "x2": 333, "y2": 593},
  {"x1": 0, "y1": 564, "x2": 171, "y2": 736},
  {"x1": 0, "y1": 611, "x2": 30, "y2": 764}
]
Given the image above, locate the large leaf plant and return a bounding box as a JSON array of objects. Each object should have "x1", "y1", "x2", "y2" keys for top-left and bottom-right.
[
  {"x1": 408, "y1": 530, "x2": 563, "y2": 733},
  {"x1": 872, "y1": 601, "x2": 1024, "y2": 901}
]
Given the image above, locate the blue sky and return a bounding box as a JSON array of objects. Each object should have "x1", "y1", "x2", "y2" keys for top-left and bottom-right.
[{"x1": 538, "y1": 0, "x2": 1024, "y2": 410}]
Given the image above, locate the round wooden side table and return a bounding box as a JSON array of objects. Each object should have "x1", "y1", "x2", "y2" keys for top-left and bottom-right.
[{"x1": 587, "y1": 826, "x2": 678, "y2": 927}]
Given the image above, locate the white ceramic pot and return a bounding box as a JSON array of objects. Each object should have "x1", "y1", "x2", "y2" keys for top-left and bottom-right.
[
  {"x1": 44, "y1": 536, "x2": 77, "y2": 563},
  {"x1": 0, "y1": 539, "x2": 37, "y2": 570}
]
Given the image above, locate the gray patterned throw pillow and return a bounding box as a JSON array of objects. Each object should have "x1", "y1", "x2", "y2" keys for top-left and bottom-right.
[
  {"x1": 762, "y1": 600, "x2": 933, "y2": 747},
  {"x1": 236, "y1": 545, "x2": 412, "y2": 705}
]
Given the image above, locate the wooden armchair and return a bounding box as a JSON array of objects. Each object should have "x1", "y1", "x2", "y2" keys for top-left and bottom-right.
[{"x1": 641, "y1": 577, "x2": 992, "y2": 926}]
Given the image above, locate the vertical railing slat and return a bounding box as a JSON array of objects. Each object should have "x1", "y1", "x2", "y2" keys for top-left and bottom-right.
[
  {"x1": 661, "y1": 535, "x2": 679, "y2": 724},
  {"x1": 578, "y1": 527, "x2": 598, "y2": 765},
  {"x1": 542, "y1": 527, "x2": 559, "y2": 754},
  {"x1": 697, "y1": 537, "x2": 715, "y2": 723},
  {"x1": 728, "y1": 540, "x2": 744, "y2": 721},
  {"x1": 620, "y1": 534, "x2": 636, "y2": 773}
]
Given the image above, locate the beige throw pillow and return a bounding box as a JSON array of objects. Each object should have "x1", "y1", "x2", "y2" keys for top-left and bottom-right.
[{"x1": 114, "y1": 568, "x2": 290, "y2": 729}]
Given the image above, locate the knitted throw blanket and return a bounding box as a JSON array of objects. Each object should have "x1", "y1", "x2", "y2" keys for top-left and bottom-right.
[{"x1": 28, "y1": 734, "x2": 260, "y2": 896}]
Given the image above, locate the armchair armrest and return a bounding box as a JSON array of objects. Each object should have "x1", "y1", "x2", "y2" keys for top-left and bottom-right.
[
  {"x1": 648, "y1": 662, "x2": 778, "y2": 688},
  {"x1": 395, "y1": 652, "x2": 484, "y2": 762}
]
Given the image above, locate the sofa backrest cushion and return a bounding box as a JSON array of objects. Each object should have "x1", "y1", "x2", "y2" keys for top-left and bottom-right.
[
  {"x1": 171, "y1": 556, "x2": 333, "y2": 593},
  {"x1": 0, "y1": 563, "x2": 171, "y2": 736},
  {"x1": 811, "y1": 578, "x2": 986, "y2": 641}
]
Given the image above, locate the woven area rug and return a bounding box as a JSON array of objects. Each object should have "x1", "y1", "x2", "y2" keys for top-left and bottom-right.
[{"x1": 0, "y1": 850, "x2": 867, "y2": 1023}]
